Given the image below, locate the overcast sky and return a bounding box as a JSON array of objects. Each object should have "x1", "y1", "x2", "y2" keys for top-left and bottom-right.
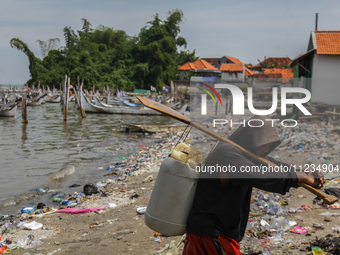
[{"x1": 1, "y1": 0, "x2": 340, "y2": 85}]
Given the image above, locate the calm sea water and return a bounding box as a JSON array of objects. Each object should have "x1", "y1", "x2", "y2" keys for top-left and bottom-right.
[{"x1": 0, "y1": 100, "x2": 178, "y2": 215}]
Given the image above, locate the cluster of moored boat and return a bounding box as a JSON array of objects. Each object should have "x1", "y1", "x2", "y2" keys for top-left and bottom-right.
[
  {"x1": 0, "y1": 88, "x2": 187, "y2": 118},
  {"x1": 80, "y1": 91, "x2": 187, "y2": 115},
  {"x1": 0, "y1": 88, "x2": 72, "y2": 117}
]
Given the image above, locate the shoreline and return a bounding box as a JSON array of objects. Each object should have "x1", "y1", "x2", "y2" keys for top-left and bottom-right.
[{"x1": 1, "y1": 125, "x2": 340, "y2": 254}]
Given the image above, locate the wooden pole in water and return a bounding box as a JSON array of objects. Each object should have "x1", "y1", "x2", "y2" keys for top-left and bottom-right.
[
  {"x1": 78, "y1": 80, "x2": 86, "y2": 119},
  {"x1": 60, "y1": 82, "x2": 64, "y2": 105},
  {"x1": 67, "y1": 77, "x2": 70, "y2": 103},
  {"x1": 22, "y1": 93, "x2": 28, "y2": 123},
  {"x1": 63, "y1": 74, "x2": 67, "y2": 118},
  {"x1": 77, "y1": 80, "x2": 86, "y2": 118},
  {"x1": 74, "y1": 76, "x2": 80, "y2": 106},
  {"x1": 64, "y1": 77, "x2": 69, "y2": 122}
]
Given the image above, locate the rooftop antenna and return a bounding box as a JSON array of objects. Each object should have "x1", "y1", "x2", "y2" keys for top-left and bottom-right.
[{"x1": 315, "y1": 13, "x2": 319, "y2": 31}]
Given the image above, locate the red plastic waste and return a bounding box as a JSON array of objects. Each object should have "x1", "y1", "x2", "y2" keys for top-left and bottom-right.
[{"x1": 0, "y1": 246, "x2": 7, "y2": 254}]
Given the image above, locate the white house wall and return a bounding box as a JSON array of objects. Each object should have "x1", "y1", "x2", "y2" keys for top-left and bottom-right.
[
  {"x1": 311, "y1": 54, "x2": 340, "y2": 105},
  {"x1": 221, "y1": 72, "x2": 244, "y2": 82}
]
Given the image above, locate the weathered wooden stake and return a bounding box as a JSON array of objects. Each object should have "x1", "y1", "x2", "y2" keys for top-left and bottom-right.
[
  {"x1": 106, "y1": 85, "x2": 109, "y2": 104},
  {"x1": 22, "y1": 93, "x2": 28, "y2": 123},
  {"x1": 63, "y1": 74, "x2": 67, "y2": 118},
  {"x1": 77, "y1": 80, "x2": 86, "y2": 118},
  {"x1": 74, "y1": 76, "x2": 80, "y2": 106},
  {"x1": 64, "y1": 77, "x2": 70, "y2": 122},
  {"x1": 80, "y1": 81, "x2": 86, "y2": 118}
]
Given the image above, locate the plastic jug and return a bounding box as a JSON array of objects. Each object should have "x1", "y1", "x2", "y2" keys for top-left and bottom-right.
[
  {"x1": 170, "y1": 143, "x2": 190, "y2": 163},
  {"x1": 170, "y1": 143, "x2": 204, "y2": 169},
  {"x1": 144, "y1": 156, "x2": 199, "y2": 236}
]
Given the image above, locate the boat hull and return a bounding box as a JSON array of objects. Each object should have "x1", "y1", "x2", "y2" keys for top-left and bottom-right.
[
  {"x1": 0, "y1": 105, "x2": 17, "y2": 117},
  {"x1": 27, "y1": 98, "x2": 43, "y2": 106}
]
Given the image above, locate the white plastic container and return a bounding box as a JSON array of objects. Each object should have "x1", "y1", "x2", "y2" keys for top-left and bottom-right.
[
  {"x1": 169, "y1": 143, "x2": 203, "y2": 169},
  {"x1": 144, "y1": 155, "x2": 199, "y2": 236}
]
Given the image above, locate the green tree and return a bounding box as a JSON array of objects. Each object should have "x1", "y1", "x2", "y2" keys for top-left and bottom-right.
[
  {"x1": 10, "y1": 10, "x2": 197, "y2": 90},
  {"x1": 10, "y1": 38, "x2": 45, "y2": 84}
]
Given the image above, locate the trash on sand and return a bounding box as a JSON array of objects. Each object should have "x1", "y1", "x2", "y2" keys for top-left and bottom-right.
[
  {"x1": 83, "y1": 183, "x2": 100, "y2": 196},
  {"x1": 155, "y1": 235, "x2": 163, "y2": 243},
  {"x1": 21, "y1": 207, "x2": 36, "y2": 214},
  {"x1": 137, "y1": 207, "x2": 147, "y2": 214},
  {"x1": 320, "y1": 211, "x2": 340, "y2": 216},
  {"x1": 290, "y1": 226, "x2": 309, "y2": 234},
  {"x1": 56, "y1": 207, "x2": 108, "y2": 214},
  {"x1": 327, "y1": 204, "x2": 340, "y2": 209},
  {"x1": 103, "y1": 201, "x2": 117, "y2": 208},
  {"x1": 19, "y1": 221, "x2": 43, "y2": 230}
]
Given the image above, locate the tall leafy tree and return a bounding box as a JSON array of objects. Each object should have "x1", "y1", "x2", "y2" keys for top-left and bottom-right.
[{"x1": 10, "y1": 38, "x2": 46, "y2": 84}]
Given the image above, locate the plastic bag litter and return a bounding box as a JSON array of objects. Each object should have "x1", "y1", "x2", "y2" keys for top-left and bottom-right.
[
  {"x1": 270, "y1": 232, "x2": 284, "y2": 243},
  {"x1": 103, "y1": 201, "x2": 117, "y2": 208},
  {"x1": 246, "y1": 221, "x2": 258, "y2": 231},
  {"x1": 17, "y1": 221, "x2": 43, "y2": 230},
  {"x1": 332, "y1": 225, "x2": 340, "y2": 233},
  {"x1": 8, "y1": 234, "x2": 43, "y2": 249},
  {"x1": 261, "y1": 219, "x2": 270, "y2": 230},
  {"x1": 320, "y1": 212, "x2": 340, "y2": 216}
]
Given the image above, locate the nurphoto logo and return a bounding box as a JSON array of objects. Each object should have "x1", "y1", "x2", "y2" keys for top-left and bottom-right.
[{"x1": 199, "y1": 84, "x2": 312, "y2": 128}]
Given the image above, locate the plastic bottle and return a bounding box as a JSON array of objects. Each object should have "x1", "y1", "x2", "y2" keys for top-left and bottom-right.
[
  {"x1": 277, "y1": 206, "x2": 288, "y2": 216},
  {"x1": 256, "y1": 199, "x2": 263, "y2": 206},
  {"x1": 246, "y1": 221, "x2": 258, "y2": 231},
  {"x1": 270, "y1": 218, "x2": 282, "y2": 230},
  {"x1": 268, "y1": 205, "x2": 278, "y2": 215},
  {"x1": 53, "y1": 197, "x2": 63, "y2": 202},
  {"x1": 282, "y1": 218, "x2": 290, "y2": 231},
  {"x1": 76, "y1": 192, "x2": 83, "y2": 204}
]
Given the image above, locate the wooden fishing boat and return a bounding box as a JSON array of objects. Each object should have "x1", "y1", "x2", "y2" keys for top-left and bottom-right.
[
  {"x1": 0, "y1": 102, "x2": 17, "y2": 117},
  {"x1": 116, "y1": 120, "x2": 187, "y2": 133},
  {"x1": 46, "y1": 95, "x2": 61, "y2": 103},
  {"x1": 26, "y1": 93, "x2": 47, "y2": 106},
  {"x1": 80, "y1": 92, "x2": 108, "y2": 113},
  {"x1": 27, "y1": 97, "x2": 43, "y2": 106}
]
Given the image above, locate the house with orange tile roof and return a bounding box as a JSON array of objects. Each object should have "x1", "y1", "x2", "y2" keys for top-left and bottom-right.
[
  {"x1": 214, "y1": 56, "x2": 253, "y2": 82},
  {"x1": 290, "y1": 30, "x2": 340, "y2": 105},
  {"x1": 252, "y1": 57, "x2": 292, "y2": 71},
  {"x1": 251, "y1": 67, "x2": 294, "y2": 91},
  {"x1": 177, "y1": 56, "x2": 254, "y2": 90},
  {"x1": 177, "y1": 59, "x2": 220, "y2": 80}
]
